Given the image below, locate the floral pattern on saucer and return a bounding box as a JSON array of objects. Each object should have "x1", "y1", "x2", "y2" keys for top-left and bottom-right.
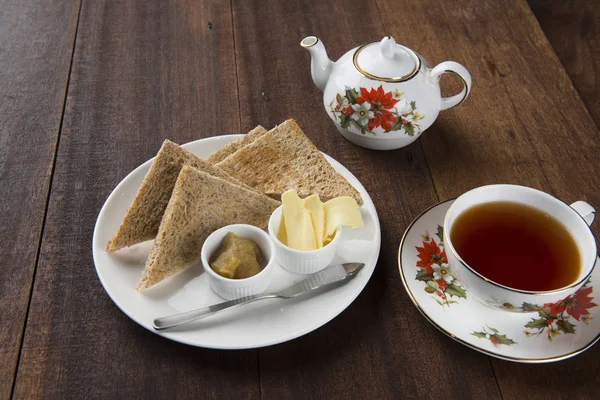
[
  {"x1": 329, "y1": 85, "x2": 425, "y2": 136},
  {"x1": 415, "y1": 225, "x2": 466, "y2": 307},
  {"x1": 472, "y1": 326, "x2": 516, "y2": 346}
]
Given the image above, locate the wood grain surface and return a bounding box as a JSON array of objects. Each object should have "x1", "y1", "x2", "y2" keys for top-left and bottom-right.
[
  {"x1": 11, "y1": 1, "x2": 256, "y2": 398},
  {"x1": 1, "y1": 0, "x2": 599, "y2": 398},
  {"x1": 0, "y1": 0, "x2": 80, "y2": 397},
  {"x1": 529, "y1": 0, "x2": 600, "y2": 125}
]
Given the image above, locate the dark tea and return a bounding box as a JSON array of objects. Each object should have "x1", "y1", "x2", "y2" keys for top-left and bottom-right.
[{"x1": 450, "y1": 201, "x2": 580, "y2": 291}]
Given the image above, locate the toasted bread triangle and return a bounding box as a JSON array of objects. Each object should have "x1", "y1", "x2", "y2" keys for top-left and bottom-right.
[
  {"x1": 215, "y1": 119, "x2": 362, "y2": 204},
  {"x1": 206, "y1": 125, "x2": 268, "y2": 164},
  {"x1": 106, "y1": 140, "x2": 251, "y2": 252},
  {"x1": 136, "y1": 165, "x2": 280, "y2": 290}
]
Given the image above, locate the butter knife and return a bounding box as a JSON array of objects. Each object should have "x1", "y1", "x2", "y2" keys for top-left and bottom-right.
[{"x1": 153, "y1": 262, "x2": 365, "y2": 331}]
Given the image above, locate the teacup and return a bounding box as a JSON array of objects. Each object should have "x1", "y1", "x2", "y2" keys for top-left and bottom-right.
[{"x1": 443, "y1": 184, "x2": 596, "y2": 312}]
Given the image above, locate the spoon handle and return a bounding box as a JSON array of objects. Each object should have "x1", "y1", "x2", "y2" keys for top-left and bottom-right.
[{"x1": 153, "y1": 293, "x2": 278, "y2": 330}]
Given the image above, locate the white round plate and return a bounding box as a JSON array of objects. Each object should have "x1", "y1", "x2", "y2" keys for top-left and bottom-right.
[
  {"x1": 93, "y1": 135, "x2": 381, "y2": 349},
  {"x1": 399, "y1": 199, "x2": 600, "y2": 363}
]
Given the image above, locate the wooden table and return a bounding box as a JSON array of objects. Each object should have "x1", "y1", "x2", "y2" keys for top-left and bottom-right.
[{"x1": 2, "y1": 0, "x2": 599, "y2": 398}]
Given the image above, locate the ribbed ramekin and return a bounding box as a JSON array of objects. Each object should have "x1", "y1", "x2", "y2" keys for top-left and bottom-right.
[
  {"x1": 267, "y1": 206, "x2": 340, "y2": 274},
  {"x1": 201, "y1": 224, "x2": 276, "y2": 300}
]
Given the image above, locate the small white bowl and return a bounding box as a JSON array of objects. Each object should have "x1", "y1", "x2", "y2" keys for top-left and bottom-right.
[
  {"x1": 267, "y1": 206, "x2": 341, "y2": 274},
  {"x1": 201, "y1": 224, "x2": 276, "y2": 300}
]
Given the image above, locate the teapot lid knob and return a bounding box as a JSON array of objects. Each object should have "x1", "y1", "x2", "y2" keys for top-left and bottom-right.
[
  {"x1": 353, "y1": 36, "x2": 420, "y2": 82},
  {"x1": 380, "y1": 36, "x2": 404, "y2": 60}
]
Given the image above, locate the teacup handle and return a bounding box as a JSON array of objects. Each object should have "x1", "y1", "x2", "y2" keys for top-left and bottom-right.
[
  {"x1": 571, "y1": 201, "x2": 596, "y2": 226},
  {"x1": 429, "y1": 61, "x2": 472, "y2": 111}
]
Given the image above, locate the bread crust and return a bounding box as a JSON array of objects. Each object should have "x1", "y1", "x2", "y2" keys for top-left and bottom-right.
[{"x1": 206, "y1": 125, "x2": 268, "y2": 164}]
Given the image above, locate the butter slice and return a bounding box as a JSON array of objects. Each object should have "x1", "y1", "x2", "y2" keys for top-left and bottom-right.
[
  {"x1": 304, "y1": 195, "x2": 325, "y2": 248},
  {"x1": 276, "y1": 216, "x2": 287, "y2": 244},
  {"x1": 281, "y1": 190, "x2": 317, "y2": 250},
  {"x1": 324, "y1": 196, "x2": 364, "y2": 241}
]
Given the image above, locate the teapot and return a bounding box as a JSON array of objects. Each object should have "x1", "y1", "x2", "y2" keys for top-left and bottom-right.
[{"x1": 301, "y1": 36, "x2": 471, "y2": 150}]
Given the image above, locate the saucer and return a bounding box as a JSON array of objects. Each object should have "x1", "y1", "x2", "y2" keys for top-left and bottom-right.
[{"x1": 398, "y1": 199, "x2": 600, "y2": 363}]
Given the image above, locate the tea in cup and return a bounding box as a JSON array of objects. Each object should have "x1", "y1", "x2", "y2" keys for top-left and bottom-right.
[{"x1": 443, "y1": 185, "x2": 596, "y2": 312}]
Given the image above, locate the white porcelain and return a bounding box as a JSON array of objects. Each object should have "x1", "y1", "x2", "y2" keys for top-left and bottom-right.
[
  {"x1": 443, "y1": 185, "x2": 597, "y2": 313},
  {"x1": 267, "y1": 206, "x2": 341, "y2": 274},
  {"x1": 201, "y1": 224, "x2": 276, "y2": 300},
  {"x1": 301, "y1": 36, "x2": 472, "y2": 150},
  {"x1": 92, "y1": 135, "x2": 381, "y2": 349},
  {"x1": 399, "y1": 200, "x2": 600, "y2": 363}
]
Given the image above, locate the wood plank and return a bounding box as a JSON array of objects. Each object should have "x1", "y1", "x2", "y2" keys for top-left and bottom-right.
[
  {"x1": 11, "y1": 1, "x2": 258, "y2": 398},
  {"x1": 529, "y1": 0, "x2": 600, "y2": 125},
  {"x1": 376, "y1": 0, "x2": 600, "y2": 397},
  {"x1": 232, "y1": 0, "x2": 502, "y2": 398},
  {"x1": 0, "y1": 0, "x2": 80, "y2": 397}
]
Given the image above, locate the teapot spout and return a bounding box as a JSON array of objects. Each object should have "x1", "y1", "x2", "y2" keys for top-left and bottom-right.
[{"x1": 301, "y1": 36, "x2": 333, "y2": 92}]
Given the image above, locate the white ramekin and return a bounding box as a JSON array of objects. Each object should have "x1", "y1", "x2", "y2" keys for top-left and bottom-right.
[
  {"x1": 201, "y1": 224, "x2": 276, "y2": 300},
  {"x1": 267, "y1": 206, "x2": 341, "y2": 274}
]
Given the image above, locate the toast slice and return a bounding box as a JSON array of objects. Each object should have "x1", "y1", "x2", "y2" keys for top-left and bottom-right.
[
  {"x1": 206, "y1": 125, "x2": 268, "y2": 164},
  {"x1": 136, "y1": 165, "x2": 280, "y2": 290},
  {"x1": 106, "y1": 140, "x2": 252, "y2": 252},
  {"x1": 215, "y1": 119, "x2": 363, "y2": 204}
]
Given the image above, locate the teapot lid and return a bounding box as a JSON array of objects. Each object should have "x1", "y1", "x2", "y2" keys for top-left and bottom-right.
[{"x1": 353, "y1": 37, "x2": 421, "y2": 82}]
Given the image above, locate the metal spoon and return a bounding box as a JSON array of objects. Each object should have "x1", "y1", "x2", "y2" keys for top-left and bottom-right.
[{"x1": 153, "y1": 262, "x2": 365, "y2": 331}]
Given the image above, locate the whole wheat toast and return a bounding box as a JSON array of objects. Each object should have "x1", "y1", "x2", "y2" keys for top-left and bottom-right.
[
  {"x1": 206, "y1": 125, "x2": 268, "y2": 164},
  {"x1": 136, "y1": 165, "x2": 280, "y2": 290},
  {"x1": 106, "y1": 140, "x2": 254, "y2": 252},
  {"x1": 215, "y1": 119, "x2": 362, "y2": 204}
]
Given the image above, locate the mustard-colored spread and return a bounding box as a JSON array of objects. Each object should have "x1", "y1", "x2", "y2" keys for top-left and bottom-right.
[{"x1": 210, "y1": 232, "x2": 263, "y2": 279}]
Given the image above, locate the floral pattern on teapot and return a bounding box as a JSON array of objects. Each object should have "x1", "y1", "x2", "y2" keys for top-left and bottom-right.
[{"x1": 329, "y1": 85, "x2": 425, "y2": 136}]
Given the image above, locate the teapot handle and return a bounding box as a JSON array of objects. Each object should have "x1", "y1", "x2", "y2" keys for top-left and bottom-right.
[{"x1": 429, "y1": 61, "x2": 472, "y2": 110}]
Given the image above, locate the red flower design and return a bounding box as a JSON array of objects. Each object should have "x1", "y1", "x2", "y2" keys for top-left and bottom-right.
[
  {"x1": 567, "y1": 286, "x2": 597, "y2": 320},
  {"x1": 544, "y1": 286, "x2": 597, "y2": 320},
  {"x1": 369, "y1": 110, "x2": 396, "y2": 132},
  {"x1": 342, "y1": 106, "x2": 353, "y2": 116},
  {"x1": 544, "y1": 301, "x2": 567, "y2": 316},
  {"x1": 490, "y1": 336, "x2": 501, "y2": 345},
  {"x1": 436, "y1": 279, "x2": 448, "y2": 291},
  {"x1": 356, "y1": 86, "x2": 399, "y2": 132},
  {"x1": 415, "y1": 240, "x2": 448, "y2": 274},
  {"x1": 416, "y1": 245, "x2": 434, "y2": 274},
  {"x1": 356, "y1": 86, "x2": 399, "y2": 110}
]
